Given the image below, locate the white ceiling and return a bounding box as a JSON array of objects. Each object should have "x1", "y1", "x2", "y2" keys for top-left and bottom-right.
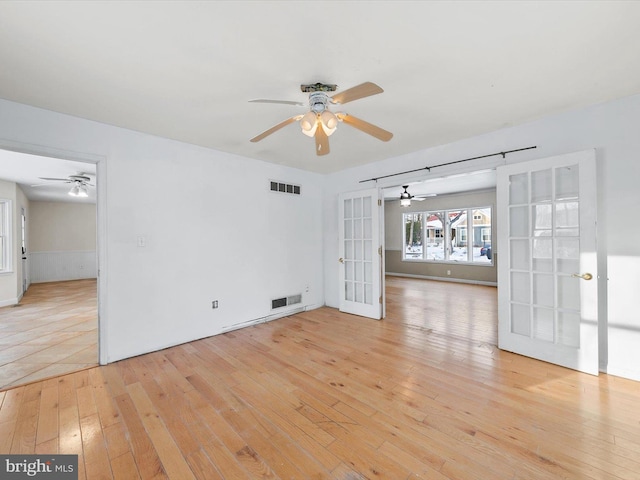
[{"x1": 1, "y1": 1, "x2": 640, "y2": 195}]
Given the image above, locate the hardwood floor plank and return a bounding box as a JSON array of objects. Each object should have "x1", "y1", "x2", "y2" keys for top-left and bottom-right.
[
  {"x1": 0, "y1": 386, "x2": 24, "y2": 424},
  {"x1": 327, "y1": 435, "x2": 412, "y2": 479},
  {"x1": 0, "y1": 419, "x2": 17, "y2": 453},
  {"x1": 80, "y1": 413, "x2": 113, "y2": 480},
  {"x1": 110, "y1": 451, "x2": 142, "y2": 480},
  {"x1": 185, "y1": 449, "x2": 224, "y2": 480},
  {"x1": 0, "y1": 278, "x2": 639, "y2": 479},
  {"x1": 103, "y1": 421, "x2": 132, "y2": 462},
  {"x1": 126, "y1": 382, "x2": 196, "y2": 480},
  {"x1": 377, "y1": 440, "x2": 450, "y2": 480},
  {"x1": 35, "y1": 383, "x2": 58, "y2": 446},
  {"x1": 184, "y1": 387, "x2": 278, "y2": 477},
  {"x1": 113, "y1": 393, "x2": 167, "y2": 480}
]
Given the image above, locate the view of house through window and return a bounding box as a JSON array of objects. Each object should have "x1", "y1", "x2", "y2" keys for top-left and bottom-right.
[{"x1": 404, "y1": 206, "x2": 492, "y2": 264}]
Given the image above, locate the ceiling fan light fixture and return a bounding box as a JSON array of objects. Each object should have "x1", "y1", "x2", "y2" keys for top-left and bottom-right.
[
  {"x1": 400, "y1": 185, "x2": 413, "y2": 207},
  {"x1": 300, "y1": 111, "x2": 318, "y2": 137},
  {"x1": 249, "y1": 81, "x2": 391, "y2": 155},
  {"x1": 68, "y1": 182, "x2": 89, "y2": 198},
  {"x1": 320, "y1": 110, "x2": 338, "y2": 136}
]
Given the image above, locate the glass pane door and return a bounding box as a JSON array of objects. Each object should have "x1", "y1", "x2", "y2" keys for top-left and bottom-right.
[
  {"x1": 339, "y1": 189, "x2": 382, "y2": 319},
  {"x1": 497, "y1": 150, "x2": 598, "y2": 375}
]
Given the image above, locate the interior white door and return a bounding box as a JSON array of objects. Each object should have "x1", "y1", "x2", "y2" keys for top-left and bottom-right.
[
  {"x1": 338, "y1": 188, "x2": 382, "y2": 319},
  {"x1": 497, "y1": 150, "x2": 598, "y2": 375}
]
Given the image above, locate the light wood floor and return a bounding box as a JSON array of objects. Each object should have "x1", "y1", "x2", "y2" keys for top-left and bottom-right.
[
  {"x1": 1, "y1": 277, "x2": 640, "y2": 479},
  {"x1": 0, "y1": 279, "x2": 97, "y2": 389}
]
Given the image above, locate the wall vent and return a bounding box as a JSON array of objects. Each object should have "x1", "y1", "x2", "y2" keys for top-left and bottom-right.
[
  {"x1": 271, "y1": 293, "x2": 302, "y2": 310},
  {"x1": 270, "y1": 180, "x2": 301, "y2": 195}
]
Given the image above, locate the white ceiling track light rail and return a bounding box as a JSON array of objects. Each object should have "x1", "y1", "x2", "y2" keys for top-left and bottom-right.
[
  {"x1": 359, "y1": 146, "x2": 538, "y2": 183},
  {"x1": 249, "y1": 82, "x2": 393, "y2": 156}
]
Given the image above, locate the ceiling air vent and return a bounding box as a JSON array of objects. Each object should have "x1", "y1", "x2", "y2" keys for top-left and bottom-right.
[
  {"x1": 270, "y1": 180, "x2": 301, "y2": 195},
  {"x1": 271, "y1": 293, "x2": 302, "y2": 310}
]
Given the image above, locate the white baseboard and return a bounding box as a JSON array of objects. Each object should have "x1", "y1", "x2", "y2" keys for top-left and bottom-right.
[
  {"x1": 0, "y1": 297, "x2": 20, "y2": 307},
  {"x1": 221, "y1": 302, "x2": 324, "y2": 333},
  {"x1": 386, "y1": 272, "x2": 497, "y2": 287}
]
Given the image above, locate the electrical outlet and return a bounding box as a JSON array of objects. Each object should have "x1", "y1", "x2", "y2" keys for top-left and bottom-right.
[
  {"x1": 447, "y1": 270, "x2": 451, "y2": 276},
  {"x1": 212, "y1": 300, "x2": 219, "y2": 309}
]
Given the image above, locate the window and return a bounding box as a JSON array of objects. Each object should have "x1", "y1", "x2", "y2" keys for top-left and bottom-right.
[
  {"x1": 0, "y1": 200, "x2": 11, "y2": 272},
  {"x1": 404, "y1": 213, "x2": 423, "y2": 259},
  {"x1": 403, "y1": 206, "x2": 492, "y2": 264}
]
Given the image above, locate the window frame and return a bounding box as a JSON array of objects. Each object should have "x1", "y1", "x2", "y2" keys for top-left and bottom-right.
[{"x1": 402, "y1": 205, "x2": 493, "y2": 265}]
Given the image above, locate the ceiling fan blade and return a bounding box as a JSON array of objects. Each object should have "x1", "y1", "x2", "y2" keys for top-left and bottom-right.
[
  {"x1": 337, "y1": 113, "x2": 393, "y2": 142},
  {"x1": 315, "y1": 126, "x2": 330, "y2": 156},
  {"x1": 330, "y1": 82, "x2": 383, "y2": 105},
  {"x1": 38, "y1": 177, "x2": 71, "y2": 182},
  {"x1": 249, "y1": 99, "x2": 306, "y2": 107},
  {"x1": 250, "y1": 115, "x2": 303, "y2": 142}
]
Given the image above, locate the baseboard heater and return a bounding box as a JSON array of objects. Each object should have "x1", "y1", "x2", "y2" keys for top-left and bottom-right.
[
  {"x1": 221, "y1": 305, "x2": 305, "y2": 333},
  {"x1": 221, "y1": 293, "x2": 304, "y2": 333}
]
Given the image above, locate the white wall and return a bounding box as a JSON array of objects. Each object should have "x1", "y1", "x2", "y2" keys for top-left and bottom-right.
[
  {"x1": 324, "y1": 93, "x2": 640, "y2": 382},
  {"x1": 0, "y1": 179, "x2": 29, "y2": 306},
  {"x1": 29, "y1": 201, "x2": 97, "y2": 282},
  {"x1": 30, "y1": 201, "x2": 96, "y2": 251},
  {"x1": 0, "y1": 99, "x2": 325, "y2": 363},
  {"x1": 0, "y1": 179, "x2": 17, "y2": 305}
]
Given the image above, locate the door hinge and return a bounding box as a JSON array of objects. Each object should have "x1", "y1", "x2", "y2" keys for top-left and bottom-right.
[
  {"x1": 378, "y1": 199, "x2": 382, "y2": 206},
  {"x1": 379, "y1": 296, "x2": 382, "y2": 304},
  {"x1": 378, "y1": 246, "x2": 382, "y2": 256}
]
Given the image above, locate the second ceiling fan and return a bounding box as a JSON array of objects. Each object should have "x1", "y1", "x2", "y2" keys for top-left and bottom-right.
[{"x1": 250, "y1": 82, "x2": 393, "y2": 156}]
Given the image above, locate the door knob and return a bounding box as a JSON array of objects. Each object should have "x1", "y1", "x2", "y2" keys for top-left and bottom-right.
[
  {"x1": 338, "y1": 258, "x2": 344, "y2": 264},
  {"x1": 571, "y1": 272, "x2": 593, "y2": 281}
]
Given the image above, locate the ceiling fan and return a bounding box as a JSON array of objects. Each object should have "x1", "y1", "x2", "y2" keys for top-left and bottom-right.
[
  {"x1": 399, "y1": 185, "x2": 436, "y2": 206},
  {"x1": 33, "y1": 173, "x2": 94, "y2": 197},
  {"x1": 249, "y1": 82, "x2": 393, "y2": 156}
]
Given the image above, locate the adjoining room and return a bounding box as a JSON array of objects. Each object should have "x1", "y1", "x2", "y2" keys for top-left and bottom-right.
[{"x1": 0, "y1": 150, "x2": 98, "y2": 389}]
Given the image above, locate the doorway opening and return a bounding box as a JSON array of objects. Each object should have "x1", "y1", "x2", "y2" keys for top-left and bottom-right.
[
  {"x1": 381, "y1": 170, "x2": 499, "y2": 346},
  {"x1": 0, "y1": 148, "x2": 100, "y2": 390}
]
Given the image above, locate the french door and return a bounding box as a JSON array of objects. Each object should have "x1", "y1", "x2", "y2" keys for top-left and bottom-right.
[
  {"x1": 338, "y1": 188, "x2": 383, "y2": 319},
  {"x1": 497, "y1": 150, "x2": 598, "y2": 375}
]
